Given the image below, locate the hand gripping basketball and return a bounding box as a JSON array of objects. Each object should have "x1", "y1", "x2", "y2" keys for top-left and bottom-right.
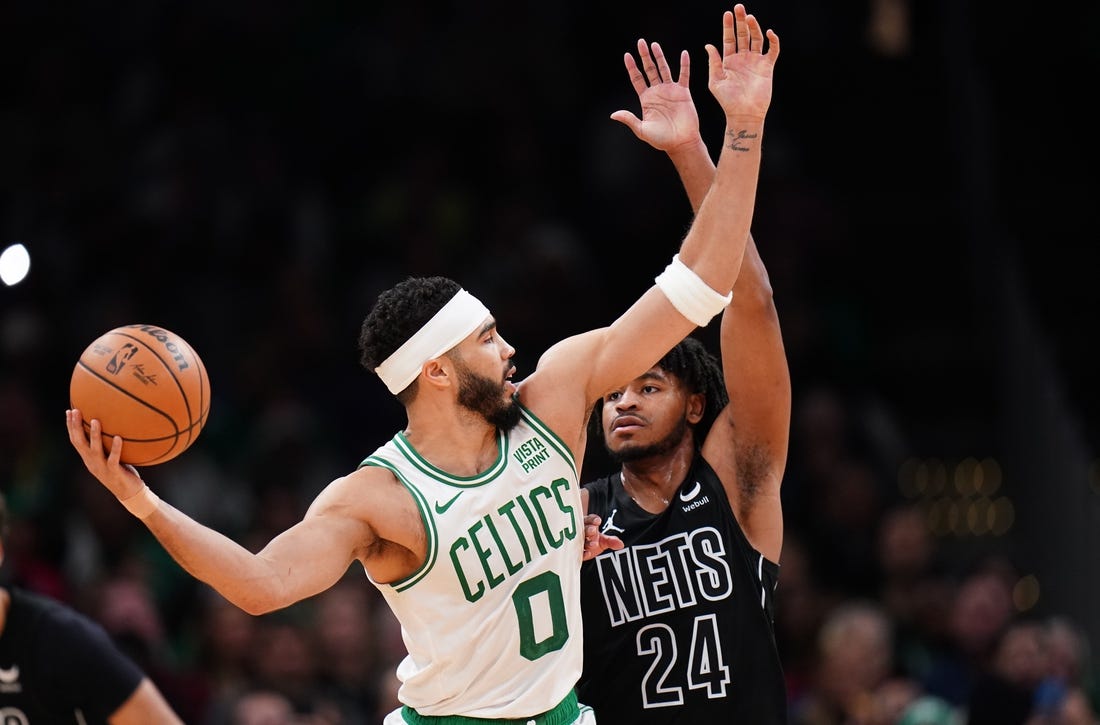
[{"x1": 69, "y1": 324, "x2": 211, "y2": 465}]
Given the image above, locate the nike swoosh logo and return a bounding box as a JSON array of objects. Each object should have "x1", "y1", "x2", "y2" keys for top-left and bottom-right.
[
  {"x1": 679, "y1": 481, "x2": 702, "y2": 502},
  {"x1": 434, "y1": 493, "x2": 461, "y2": 515},
  {"x1": 0, "y1": 666, "x2": 19, "y2": 684}
]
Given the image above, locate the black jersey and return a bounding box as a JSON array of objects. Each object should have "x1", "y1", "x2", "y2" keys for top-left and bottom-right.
[
  {"x1": 577, "y1": 456, "x2": 788, "y2": 724},
  {"x1": 0, "y1": 587, "x2": 145, "y2": 723}
]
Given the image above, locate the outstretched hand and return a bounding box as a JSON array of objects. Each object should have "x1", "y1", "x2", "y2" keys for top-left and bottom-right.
[
  {"x1": 610, "y1": 40, "x2": 700, "y2": 153},
  {"x1": 705, "y1": 3, "x2": 779, "y2": 120},
  {"x1": 65, "y1": 409, "x2": 146, "y2": 501},
  {"x1": 582, "y1": 514, "x2": 624, "y2": 561}
]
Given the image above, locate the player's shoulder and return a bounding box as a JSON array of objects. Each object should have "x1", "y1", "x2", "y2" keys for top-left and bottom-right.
[
  {"x1": 10, "y1": 587, "x2": 69, "y2": 622},
  {"x1": 10, "y1": 587, "x2": 108, "y2": 646},
  {"x1": 346, "y1": 461, "x2": 398, "y2": 481},
  {"x1": 331, "y1": 465, "x2": 402, "y2": 496},
  {"x1": 526, "y1": 330, "x2": 606, "y2": 389},
  {"x1": 310, "y1": 466, "x2": 403, "y2": 513}
]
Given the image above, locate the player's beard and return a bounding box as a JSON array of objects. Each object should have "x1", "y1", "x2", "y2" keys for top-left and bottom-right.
[
  {"x1": 456, "y1": 361, "x2": 521, "y2": 432},
  {"x1": 607, "y1": 416, "x2": 690, "y2": 464}
]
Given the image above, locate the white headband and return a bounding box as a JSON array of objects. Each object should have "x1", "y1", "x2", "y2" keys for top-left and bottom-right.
[{"x1": 374, "y1": 289, "x2": 491, "y2": 395}]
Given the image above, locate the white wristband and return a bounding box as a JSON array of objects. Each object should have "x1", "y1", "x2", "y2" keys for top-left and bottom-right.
[
  {"x1": 654, "y1": 254, "x2": 733, "y2": 326},
  {"x1": 119, "y1": 486, "x2": 161, "y2": 520}
]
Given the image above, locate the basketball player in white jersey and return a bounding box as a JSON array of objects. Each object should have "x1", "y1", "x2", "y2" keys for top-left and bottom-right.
[{"x1": 65, "y1": 6, "x2": 780, "y2": 722}]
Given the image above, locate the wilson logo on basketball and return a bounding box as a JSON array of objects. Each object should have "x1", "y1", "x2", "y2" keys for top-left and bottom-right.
[{"x1": 126, "y1": 324, "x2": 192, "y2": 372}]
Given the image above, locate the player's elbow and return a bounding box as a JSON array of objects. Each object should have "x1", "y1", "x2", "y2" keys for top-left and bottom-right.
[
  {"x1": 236, "y1": 588, "x2": 290, "y2": 616},
  {"x1": 226, "y1": 580, "x2": 292, "y2": 616},
  {"x1": 733, "y1": 270, "x2": 775, "y2": 310},
  {"x1": 238, "y1": 599, "x2": 277, "y2": 617}
]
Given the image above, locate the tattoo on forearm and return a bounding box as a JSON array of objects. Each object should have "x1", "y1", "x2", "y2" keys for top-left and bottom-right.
[{"x1": 726, "y1": 128, "x2": 759, "y2": 152}]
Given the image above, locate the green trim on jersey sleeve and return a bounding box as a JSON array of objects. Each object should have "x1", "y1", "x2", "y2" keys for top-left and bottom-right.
[{"x1": 360, "y1": 456, "x2": 439, "y2": 591}]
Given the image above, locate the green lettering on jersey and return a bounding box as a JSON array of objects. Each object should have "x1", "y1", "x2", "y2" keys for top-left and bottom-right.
[
  {"x1": 484, "y1": 512, "x2": 524, "y2": 576},
  {"x1": 515, "y1": 495, "x2": 549, "y2": 556},
  {"x1": 470, "y1": 517, "x2": 506, "y2": 589},
  {"x1": 498, "y1": 500, "x2": 533, "y2": 565},
  {"x1": 450, "y1": 537, "x2": 484, "y2": 603},
  {"x1": 531, "y1": 485, "x2": 563, "y2": 548},
  {"x1": 551, "y1": 477, "x2": 578, "y2": 541},
  {"x1": 513, "y1": 570, "x2": 568, "y2": 660},
  {"x1": 448, "y1": 478, "x2": 580, "y2": 603}
]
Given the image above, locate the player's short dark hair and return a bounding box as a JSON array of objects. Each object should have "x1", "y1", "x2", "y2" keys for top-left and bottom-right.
[
  {"x1": 358, "y1": 276, "x2": 463, "y2": 401},
  {"x1": 588, "y1": 336, "x2": 728, "y2": 446}
]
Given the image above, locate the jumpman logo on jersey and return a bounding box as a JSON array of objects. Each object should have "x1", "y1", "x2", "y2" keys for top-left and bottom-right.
[{"x1": 601, "y1": 508, "x2": 625, "y2": 535}]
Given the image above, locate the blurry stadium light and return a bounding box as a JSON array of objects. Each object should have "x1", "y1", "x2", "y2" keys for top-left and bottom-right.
[
  {"x1": 989, "y1": 496, "x2": 1015, "y2": 536},
  {"x1": 977, "y1": 457, "x2": 1002, "y2": 496},
  {"x1": 0, "y1": 243, "x2": 31, "y2": 286},
  {"x1": 907, "y1": 457, "x2": 1014, "y2": 538},
  {"x1": 1013, "y1": 574, "x2": 1040, "y2": 612},
  {"x1": 967, "y1": 497, "x2": 991, "y2": 535},
  {"x1": 955, "y1": 457, "x2": 978, "y2": 496}
]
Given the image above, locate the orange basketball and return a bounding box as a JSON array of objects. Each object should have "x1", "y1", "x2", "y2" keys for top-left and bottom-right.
[{"x1": 70, "y1": 324, "x2": 211, "y2": 466}]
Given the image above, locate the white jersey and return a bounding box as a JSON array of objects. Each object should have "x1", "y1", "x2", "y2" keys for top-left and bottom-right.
[{"x1": 361, "y1": 405, "x2": 585, "y2": 718}]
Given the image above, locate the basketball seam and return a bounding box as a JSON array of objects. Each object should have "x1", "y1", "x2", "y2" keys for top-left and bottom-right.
[
  {"x1": 78, "y1": 418, "x2": 205, "y2": 444},
  {"x1": 73, "y1": 361, "x2": 180, "y2": 435},
  {"x1": 112, "y1": 329, "x2": 196, "y2": 427}
]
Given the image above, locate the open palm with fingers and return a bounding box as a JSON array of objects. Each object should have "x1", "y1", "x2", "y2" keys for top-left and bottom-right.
[
  {"x1": 610, "y1": 39, "x2": 700, "y2": 153},
  {"x1": 706, "y1": 3, "x2": 779, "y2": 121}
]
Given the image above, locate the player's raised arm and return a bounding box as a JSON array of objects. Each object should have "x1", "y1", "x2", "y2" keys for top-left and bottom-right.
[
  {"x1": 608, "y1": 10, "x2": 789, "y2": 562},
  {"x1": 524, "y1": 4, "x2": 779, "y2": 445},
  {"x1": 707, "y1": 236, "x2": 790, "y2": 562}
]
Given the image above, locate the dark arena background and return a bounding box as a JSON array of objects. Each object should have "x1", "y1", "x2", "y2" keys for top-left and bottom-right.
[{"x1": 1, "y1": 1, "x2": 1097, "y2": 722}]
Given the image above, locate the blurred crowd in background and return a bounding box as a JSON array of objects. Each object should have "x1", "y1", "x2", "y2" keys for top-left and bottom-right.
[{"x1": 1, "y1": 0, "x2": 1097, "y2": 723}]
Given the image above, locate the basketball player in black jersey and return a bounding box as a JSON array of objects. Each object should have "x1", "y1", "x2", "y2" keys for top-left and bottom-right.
[
  {"x1": 577, "y1": 35, "x2": 791, "y2": 724},
  {"x1": 0, "y1": 492, "x2": 184, "y2": 724}
]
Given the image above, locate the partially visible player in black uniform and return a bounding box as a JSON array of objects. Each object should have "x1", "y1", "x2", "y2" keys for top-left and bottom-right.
[
  {"x1": 0, "y1": 493, "x2": 183, "y2": 724},
  {"x1": 578, "y1": 30, "x2": 790, "y2": 725}
]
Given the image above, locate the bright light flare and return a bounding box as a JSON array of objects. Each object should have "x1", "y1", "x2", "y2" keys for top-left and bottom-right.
[{"x1": 0, "y1": 243, "x2": 31, "y2": 286}]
